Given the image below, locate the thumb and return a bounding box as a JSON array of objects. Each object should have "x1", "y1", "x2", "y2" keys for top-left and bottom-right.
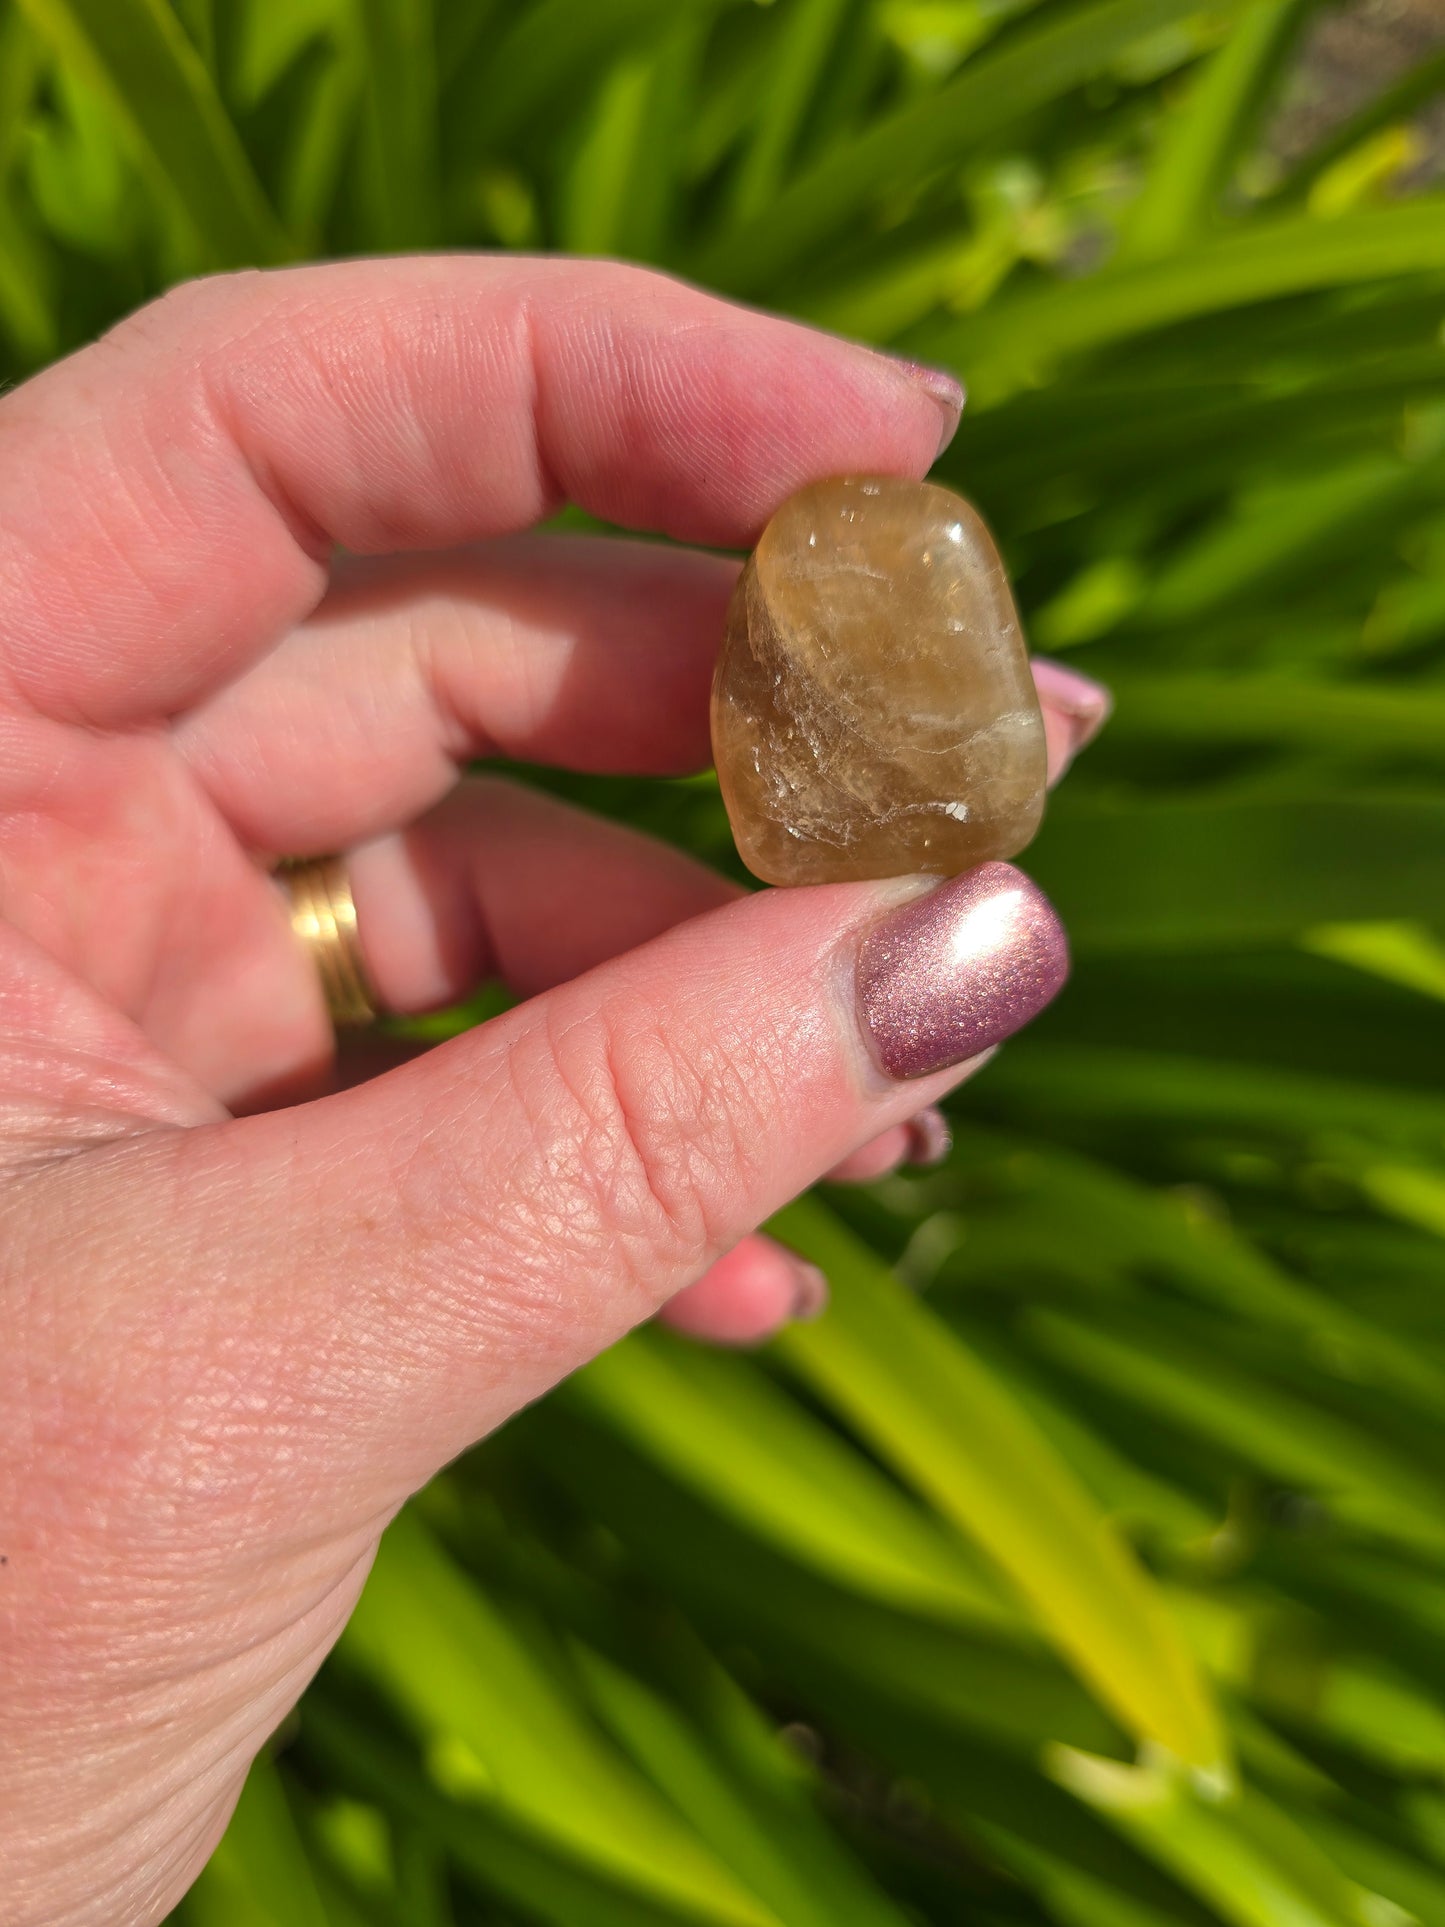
[{"x1": 92, "y1": 862, "x2": 1067, "y2": 1510}]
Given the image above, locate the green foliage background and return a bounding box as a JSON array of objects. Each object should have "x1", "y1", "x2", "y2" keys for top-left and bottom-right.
[{"x1": 3, "y1": 0, "x2": 1444, "y2": 1920}]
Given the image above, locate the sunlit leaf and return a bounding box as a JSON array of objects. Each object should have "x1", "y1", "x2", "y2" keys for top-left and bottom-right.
[
  {"x1": 183, "y1": 1755, "x2": 330, "y2": 1927},
  {"x1": 340, "y1": 1510, "x2": 780, "y2": 1927},
  {"x1": 768, "y1": 1194, "x2": 1228, "y2": 1770},
  {"x1": 16, "y1": 0, "x2": 287, "y2": 264}
]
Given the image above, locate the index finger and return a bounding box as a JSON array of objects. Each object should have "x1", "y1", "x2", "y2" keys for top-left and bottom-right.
[{"x1": 0, "y1": 256, "x2": 961, "y2": 729}]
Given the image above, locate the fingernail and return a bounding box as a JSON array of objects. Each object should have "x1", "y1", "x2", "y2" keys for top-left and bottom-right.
[
  {"x1": 904, "y1": 1107, "x2": 953, "y2": 1167},
  {"x1": 856, "y1": 862, "x2": 1069, "y2": 1081},
  {"x1": 884, "y1": 355, "x2": 966, "y2": 457},
  {"x1": 1032, "y1": 656, "x2": 1113, "y2": 753},
  {"x1": 789, "y1": 1260, "x2": 830, "y2": 1322}
]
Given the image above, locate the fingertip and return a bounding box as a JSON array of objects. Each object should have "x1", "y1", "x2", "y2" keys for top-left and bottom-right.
[
  {"x1": 826, "y1": 1124, "x2": 914, "y2": 1183},
  {"x1": 658, "y1": 1234, "x2": 828, "y2": 1346},
  {"x1": 875, "y1": 355, "x2": 966, "y2": 458},
  {"x1": 1033, "y1": 656, "x2": 1112, "y2": 785}
]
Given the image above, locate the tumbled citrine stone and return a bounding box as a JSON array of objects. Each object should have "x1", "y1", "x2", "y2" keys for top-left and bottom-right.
[{"x1": 711, "y1": 474, "x2": 1046, "y2": 886}]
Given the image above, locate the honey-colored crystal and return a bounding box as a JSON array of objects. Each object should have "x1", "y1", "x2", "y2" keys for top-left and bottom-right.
[{"x1": 711, "y1": 474, "x2": 1046, "y2": 886}]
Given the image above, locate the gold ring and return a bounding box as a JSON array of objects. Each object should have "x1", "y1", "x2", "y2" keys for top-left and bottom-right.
[{"x1": 279, "y1": 856, "x2": 379, "y2": 1029}]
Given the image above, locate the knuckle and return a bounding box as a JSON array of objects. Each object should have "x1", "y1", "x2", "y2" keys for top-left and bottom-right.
[
  {"x1": 389, "y1": 996, "x2": 777, "y2": 1332},
  {"x1": 553, "y1": 993, "x2": 765, "y2": 1282}
]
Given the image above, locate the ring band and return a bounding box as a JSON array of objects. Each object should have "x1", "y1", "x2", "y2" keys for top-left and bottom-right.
[{"x1": 279, "y1": 856, "x2": 379, "y2": 1029}]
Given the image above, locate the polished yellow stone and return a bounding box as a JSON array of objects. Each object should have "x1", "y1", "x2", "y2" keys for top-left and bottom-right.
[{"x1": 711, "y1": 474, "x2": 1046, "y2": 886}]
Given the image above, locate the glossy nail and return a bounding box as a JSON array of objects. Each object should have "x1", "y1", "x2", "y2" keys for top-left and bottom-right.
[
  {"x1": 904, "y1": 1106, "x2": 953, "y2": 1167},
  {"x1": 882, "y1": 354, "x2": 966, "y2": 456},
  {"x1": 1032, "y1": 656, "x2": 1113, "y2": 755},
  {"x1": 789, "y1": 1260, "x2": 830, "y2": 1322},
  {"x1": 856, "y1": 862, "x2": 1069, "y2": 1081}
]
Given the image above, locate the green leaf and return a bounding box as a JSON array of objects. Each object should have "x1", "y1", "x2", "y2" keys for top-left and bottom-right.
[
  {"x1": 1134, "y1": 454, "x2": 1445, "y2": 626},
  {"x1": 0, "y1": 7, "x2": 54, "y2": 359},
  {"x1": 1103, "y1": 674, "x2": 1445, "y2": 756},
  {"x1": 570, "y1": 1328, "x2": 1012, "y2": 1627},
  {"x1": 928, "y1": 1129, "x2": 1445, "y2": 1414},
  {"x1": 984, "y1": 1040, "x2": 1445, "y2": 1159},
  {"x1": 453, "y1": 0, "x2": 715, "y2": 160},
  {"x1": 1293, "y1": 1809, "x2": 1445, "y2": 1927},
  {"x1": 0, "y1": 192, "x2": 54, "y2": 360},
  {"x1": 1027, "y1": 796, "x2": 1445, "y2": 952},
  {"x1": 557, "y1": 15, "x2": 702, "y2": 261},
  {"x1": 693, "y1": 0, "x2": 1244, "y2": 295},
  {"x1": 534, "y1": 1400, "x2": 1130, "y2": 1760},
  {"x1": 1026, "y1": 1308, "x2": 1445, "y2": 1556},
  {"x1": 16, "y1": 0, "x2": 287, "y2": 264},
  {"x1": 354, "y1": 0, "x2": 438, "y2": 247},
  {"x1": 767, "y1": 1194, "x2": 1228, "y2": 1771},
  {"x1": 573, "y1": 1643, "x2": 916, "y2": 1927},
  {"x1": 341, "y1": 1509, "x2": 780, "y2": 1927},
  {"x1": 722, "y1": 0, "x2": 850, "y2": 227},
  {"x1": 1050, "y1": 1751, "x2": 1408, "y2": 1927},
  {"x1": 184, "y1": 1754, "x2": 330, "y2": 1927},
  {"x1": 1118, "y1": 0, "x2": 1315, "y2": 262},
  {"x1": 305, "y1": 1699, "x2": 740, "y2": 1927},
  {"x1": 920, "y1": 199, "x2": 1445, "y2": 402}
]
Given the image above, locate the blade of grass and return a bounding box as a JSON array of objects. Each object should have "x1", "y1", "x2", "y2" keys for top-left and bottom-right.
[
  {"x1": 1025, "y1": 1307, "x2": 1445, "y2": 1555},
  {"x1": 452, "y1": 0, "x2": 716, "y2": 160},
  {"x1": 533, "y1": 1402, "x2": 1127, "y2": 1759},
  {"x1": 557, "y1": 14, "x2": 702, "y2": 261},
  {"x1": 305, "y1": 1699, "x2": 742, "y2": 1927},
  {"x1": 354, "y1": 0, "x2": 437, "y2": 247},
  {"x1": 917, "y1": 198, "x2": 1445, "y2": 403},
  {"x1": 573, "y1": 1642, "x2": 916, "y2": 1927},
  {"x1": 767, "y1": 1194, "x2": 1228, "y2": 1771},
  {"x1": 184, "y1": 1754, "x2": 330, "y2": 1927},
  {"x1": 16, "y1": 0, "x2": 287, "y2": 264},
  {"x1": 692, "y1": 0, "x2": 1245, "y2": 295},
  {"x1": 1136, "y1": 454, "x2": 1445, "y2": 625},
  {"x1": 983, "y1": 1041, "x2": 1445, "y2": 1154},
  {"x1": 1290, "y1": 1808, "x2": 1445, "y2": 1927},
  {"x1": 1049, "y1": 1750, "x2": 1405, "y2": 1927},
  {"x1": 1027, "y1": 795, "x2": 1445, "y2": 952},
  {"x1": 569, "y1": 1328, "x2": 1011, "y2": 1627},
  {"x1": 1118, "y1": 0, "x2": 1316, "y2": 262},
  {"x1": 0, "y1": 193, "x2": 54, "y2": 362},
  {"x1": 341, "y1": 1509, "x2": 780, "y2": 1927},
  {"x1": 723, "y1": 0, "x2": 850, "y2": 226},
  {"x1": 1102, "y1": 673, "x2": 1445, "y2": 755},
  {"x1": 928, "y1": 1128, "x2": 1445, "y2": 1412},
  {"x1": 252, "y1": 29, "x2": 361, "y2": 248}
]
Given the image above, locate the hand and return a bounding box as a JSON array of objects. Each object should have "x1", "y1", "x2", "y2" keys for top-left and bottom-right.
[{"x1": 0, "y1": 258, "x2": 1104, "y2": 1925}]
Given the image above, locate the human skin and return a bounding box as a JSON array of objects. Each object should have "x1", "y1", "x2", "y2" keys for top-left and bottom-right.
[{"x1": 0, "y1": 258, "x2": 1107, "y2": 1925}]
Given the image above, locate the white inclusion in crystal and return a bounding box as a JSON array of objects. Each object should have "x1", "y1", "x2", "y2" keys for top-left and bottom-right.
[{"x1": 941, "y1": 801, "x2": 970, "y2": 820}]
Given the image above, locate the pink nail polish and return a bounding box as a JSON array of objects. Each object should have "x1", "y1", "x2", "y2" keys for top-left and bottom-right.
[
  {"x1": 883, "y1": 355, "x2": 966, "y2": 456},
  {"x1": 904, "y1": 1107, "x2": 953, "y2": 1167},
  {"x1": 856, "y1": 863, "x2": 1069, "y2": 1081},
  {"x1": 1031, "y1": 656, "x2": 1113, "y2": 752},
  {"x1": 789, "y1": 1260, "x2": 829, "y2": 1322}
]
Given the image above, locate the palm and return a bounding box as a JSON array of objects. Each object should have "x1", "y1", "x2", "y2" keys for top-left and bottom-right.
[{"x1": 4, "y1": 718, "x2": 318, "y2": 1107}]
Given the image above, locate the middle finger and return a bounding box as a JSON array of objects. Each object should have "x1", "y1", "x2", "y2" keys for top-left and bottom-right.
[
  {"x1": 177, "y1": 533, "x2": 736, "y2": 853},
  {"x1": 177, "y1": 533, "x2": 1109, "y2": 856}
]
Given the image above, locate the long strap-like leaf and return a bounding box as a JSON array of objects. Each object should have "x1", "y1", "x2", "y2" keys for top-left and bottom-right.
[
  {"x1": 768, "y1": 1195, "x2": 1228, "y2": 1772},
  {"x1": 16, "y1": 0, "x2": 287, "y2": 265},
  {"x1": 693, "y1": 0, "x2": 1251, "y2": 294}
]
